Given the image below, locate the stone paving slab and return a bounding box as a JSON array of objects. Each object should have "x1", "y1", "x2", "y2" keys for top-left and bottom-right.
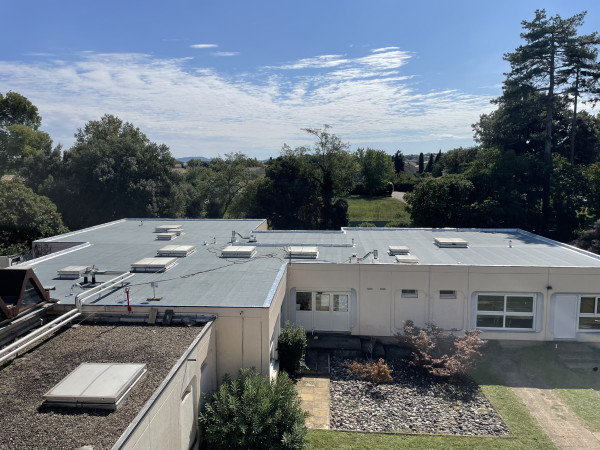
[{"x1": 296, "y1": 376, "x2": 330, "y2": 430}]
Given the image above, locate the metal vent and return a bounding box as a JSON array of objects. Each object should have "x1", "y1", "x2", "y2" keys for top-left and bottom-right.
[
  {"x1": 154, "y1": 225, "x2": 184, "y2": 235},
  {"x1": 221, "y1": 246, "x2": 257, "y2": 258},
  {"x1": 285, "y1": 246, "x2": 318, "y2": 259},
  {"x1": 433, "y1": 237, "x2": 468, "y2": 248},
  {"x1": 388, "y1": 246, "x2": 410, "y2": 255},
  {"x1": 395, "y1": 254, "x2": 420, "y2": 264},
  {"x1": 157, "y1": 245, "x2": 196, "y2": 257},
  {"x1": 131, "y1": 257, "x2": 178, "y2": 272},
  {"x1": 43, "y1": 363, "x2": 147, "y2": 410},
  {"x1": 57, "y1": 266, "x2": 91, "y2": 279}
]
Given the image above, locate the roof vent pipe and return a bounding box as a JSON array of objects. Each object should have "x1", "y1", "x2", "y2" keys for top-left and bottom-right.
[
  {"x1": 509, "y1": 240, "x2": 512, "y2": 248},
  {"x1": 231, "y1": 231, "x2": 236, "y2": 244}
]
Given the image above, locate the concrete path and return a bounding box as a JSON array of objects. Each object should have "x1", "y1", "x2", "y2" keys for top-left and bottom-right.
[
  {"x1": 494, "y1": 356, "x2": 600, "y2": 450},
  {"x1": 391, "y1": 191, "x2": 406, "y2": 202},
  {"x1": 296, "y1": 376, "x2": 330, "y2": 430}
]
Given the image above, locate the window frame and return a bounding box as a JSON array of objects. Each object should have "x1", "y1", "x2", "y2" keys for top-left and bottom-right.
[
  {"x1": 577, "y1": 295, "x2": 600, "y2": 331},
  {"x1": 476, "y1": 293, "x2": 536, "y2": 331}
]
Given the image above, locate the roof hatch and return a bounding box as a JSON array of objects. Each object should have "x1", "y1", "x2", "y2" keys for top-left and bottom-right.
[
  {"x1": 433, "y1": 237, "x2": 468, "y2": 248},
  {"x1": 395, "y1": 254, "x2": 420, "y2": 264},
  {"x1": 43, "y1": 363, "x2": 147, "y2": 410},
  {"x1": 131, "y1": 257, "x2": 177, "y2": 272},
  {"x1": 156, "y1": 233, "x2": 178, "y2": 241},
  {"x1": 285, "y1": 246, "x2": 319, "y2": 259},
  {"x1": 157, "y1": 245, "x2": 196, "y2": 257},
  {"x1": 154, "y1": 225, "x2": 184, "y2": 235},
  {"x1": 388, "y1": 245, "x2": 410, "y2": 255},
  {"x1": 220, "y1": 246, "x2": 257, "y2": 258}
]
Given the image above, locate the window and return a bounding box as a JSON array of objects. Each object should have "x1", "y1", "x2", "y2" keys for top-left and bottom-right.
[
  {"x1": 316, "y1": 293, "x2": 330, "y2": 311},
  {"x1": 476, "y1": 294, "x2": 535, "y2": 329},
  {"x1": 296, "y1": 292, "x2": 312, "y2": 311},
  {"x1": 333, "y1": 294, "x2": 348, "y2": 312},
  {"x1": 401, "y1": 289, "x2": 418, "y2": 298},
  {"x1": 579, "y1": 296, "x2": 600, "y2": 330},
  {"x1": 440, "y1": 290, "x2": 457, "y2": 299}
]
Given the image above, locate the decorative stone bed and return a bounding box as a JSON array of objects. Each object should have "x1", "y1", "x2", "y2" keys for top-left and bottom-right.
[{"x1": 329, "y1": 354, "x2": 510, "y2": 436}]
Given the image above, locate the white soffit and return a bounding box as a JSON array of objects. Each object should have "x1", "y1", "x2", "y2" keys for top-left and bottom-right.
[
  {"x1": 157, "y1": 245, "x2": 196, "y2": 257},
  {"x1": 221, "y1": 245, "x2": 257, "y2": 258},
  {"x1": 395, "y1": 254, "x2": 420, "y2": 264},
  {"x1": 43, "y1": 363, "x2": 147, "y2": 410},
  {"x1": 433, "y1": 237, "x2": 468, "y2": 248},
  {"x1": 286, "y1": 246, "x2": 319, "y2": 259},
  {"x1": 131, "y1": 257, "x2": 178, "y2": 272},
  {"x1": 57, "y1": 266, "x2": 91, "y2": 279},
  {"x1": 388, "y1": 245, "x2": 410, "y2": 255}
]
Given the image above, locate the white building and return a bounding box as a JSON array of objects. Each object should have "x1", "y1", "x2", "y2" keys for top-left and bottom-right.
[{"x1": 2, "y1": 218, "x2": 600, "y2": 448}]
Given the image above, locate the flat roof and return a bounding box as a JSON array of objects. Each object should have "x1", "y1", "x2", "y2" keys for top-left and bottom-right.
[
  {"x1": 0, "y1": 323, "x2": 203, "y2": 449},
  {"x1": 25, "y1": 220, "x2": 600, "y2": 309}
]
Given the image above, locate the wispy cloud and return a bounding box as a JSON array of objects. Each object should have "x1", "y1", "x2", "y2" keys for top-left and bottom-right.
[
  {"x1": 211, "y1": 51, "x2": 239, "y2": 57},
  {"x1": 0, "y1": 48, "x2": 494, "y2": 158},
  {"x1": 190, "y1": 44, "x2": 218, "y2": 49}
]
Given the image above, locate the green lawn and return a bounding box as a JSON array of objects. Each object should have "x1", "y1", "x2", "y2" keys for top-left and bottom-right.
[
  {"x1": 515, "y1": 345, "x2": 600, "y2": 432},
  {"x1": 305, "y1": 362, "x2": 555, "y2": 449},
  {"x1": 344, "y1": 195, "x2": 411, "y2": 227}
]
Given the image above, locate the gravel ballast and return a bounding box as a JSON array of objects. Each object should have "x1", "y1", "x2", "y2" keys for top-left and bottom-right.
[
  {"x1": 329, "y1": 355, "x2": 510, "y2": 436},
  {"x1": 0, "y1": 322, "x2": 203, "y2": 450}
]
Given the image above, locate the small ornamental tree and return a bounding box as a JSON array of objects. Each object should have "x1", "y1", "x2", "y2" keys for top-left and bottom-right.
[
  {"x1": 277, "y1": 321, "x2": 307, "y2": 376},
  {"x1": 397, "y1": 320, "x2": 485, "y2": 378},
  {"x1": 199, "y1": 368, "x2": 308, "y2": 450},
  {"x1": 346, "y1": 358, "x2": 393, "y2": 384}
]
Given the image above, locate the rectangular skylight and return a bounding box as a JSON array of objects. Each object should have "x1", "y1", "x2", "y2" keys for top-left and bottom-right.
[
  {"x1": 220, "y1": 246, "x2": 257, "y2": 258},
  {"x1": 43, "y1": 363, "x2": 147, "y2": 410},
  {"x1": 433, "y1": 237, "x2": 468, "y2": 248},
  {"x1": 57, "y1": 266, "x2": 91, "y2": 279},
  {"x1": 285, "y1": 246, "x2": 319, "y2": 259},
  {"x1": 156, "y1": 233, "x2": 178, "y2": 241},
  {"x1": 157, "y1": 245, "x2": 196, "y2": 257},
  {"x1": 388, "y1": 245, "x2": 410, "y2": 255},
  {"x1": 154, "y1": 225, "x2": 184, "y2": 235},
  {"x1": 131, "y1": 257, "x2": 178, "y2": 272},
  {"x1": 395, "y1": 254, "x2": 420, "y2": 264}
]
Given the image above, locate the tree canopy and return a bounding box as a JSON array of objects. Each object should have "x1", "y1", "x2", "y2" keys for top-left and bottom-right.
[{"x1": 0, "y1": 178, "x2": 68, "y2": 255}]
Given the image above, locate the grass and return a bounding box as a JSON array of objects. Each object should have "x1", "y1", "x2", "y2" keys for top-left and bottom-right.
[
  {"x1": 344, "y1": 195, "x2": 411, "y2": 226},
  {"x1": 305, "y1": 361, "x2": 555, "y2": 449},
  {"x1": 514, "y1": 345, "x2": 600, "y2": 432}
]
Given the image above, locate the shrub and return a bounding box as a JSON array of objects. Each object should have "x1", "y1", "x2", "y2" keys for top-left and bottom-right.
[
  {"x1": 199, "y1": 368, "x2": 308, "y2": 450},
  {"x1": 357, "y1": 221, "x2": 376, "y2": 227},
  {"x1": 346, "y1": 358, "x2": 393, "y2": 383},
  {"x1": 277, "y1": 321, "x2": 307, "y2": 375},
  {"x1": 397, "y1": 320, "x2": 485, "y2": 378}
]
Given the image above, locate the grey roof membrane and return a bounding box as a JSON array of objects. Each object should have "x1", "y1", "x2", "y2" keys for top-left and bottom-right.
[{"x1": 25, "y1": 220, "x2": 600, "y2": 309}]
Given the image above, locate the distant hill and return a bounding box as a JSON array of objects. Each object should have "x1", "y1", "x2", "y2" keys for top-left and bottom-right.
[{"x1": 177, "y1": 156, "x2": 211, "y2": 163}]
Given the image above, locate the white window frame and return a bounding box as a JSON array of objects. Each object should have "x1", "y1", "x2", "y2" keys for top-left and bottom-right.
[
  {"x1": 476, "y1": 293, "x2": 536, "y2": 330},
  {"x1": 439, "y1": 290, "x2": 457, "y2": 299},
  {"x1": 577, "y1": 295, "x2": 600, "y2": 331},
  {"x1": 296, "y1": 290, "x2": 350, "y2": 312},
  {"x1": 401, "y1": 289, "x2": 418, "y2": 298}
]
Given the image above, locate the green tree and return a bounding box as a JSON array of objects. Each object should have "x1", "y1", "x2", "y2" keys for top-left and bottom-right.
[
  {"x1": 57, "y1": 115, "x2": 181, "y2": 229},
  {"x1": 405, "y1": 175, "x2": 475, "y2": 227},
  {"x1": 418, "y1": 152, "x2": 424, "y2": 174},
  {"x1": 425, "y1": 153, "x2": 434, "y2": 173},
  {"x1": 0, "y1": 178, "x2": 68, "y2": 255},
  {"x1": 0, "y1": 92, "x2": 50, "y2": 174},
  {"x1": 392, "y1": 150, "x2": 405, "y2": 174},
  {"x1": 356, "y1": 148, "x2": 395, "y2": 195}
]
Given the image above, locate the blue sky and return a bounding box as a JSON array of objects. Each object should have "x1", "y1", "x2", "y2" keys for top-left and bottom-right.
[{"x1": 1, "y1": 0, "x2": 599, "y2": 159}]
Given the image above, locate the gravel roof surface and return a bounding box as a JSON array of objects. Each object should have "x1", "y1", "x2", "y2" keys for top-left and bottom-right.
[{"x1": 0, "y1": 322, "x2": 203, "y2": 450}]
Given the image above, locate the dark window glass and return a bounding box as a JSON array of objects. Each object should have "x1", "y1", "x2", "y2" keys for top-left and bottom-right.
[{"x1": 296, "y1": 292, "x2": 312, "y2": 311}]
